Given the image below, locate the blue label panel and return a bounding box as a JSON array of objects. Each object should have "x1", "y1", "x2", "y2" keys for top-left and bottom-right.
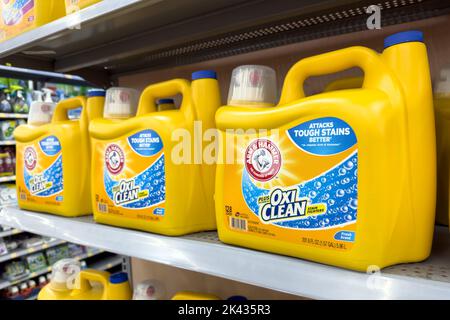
[
  {"x1": 39, "y1": 136, "x2": 61, "y2": 156},
  {"x1": 128, "y1": 130, "x2": 163, "y2": 157},
  {"x1": 287, "y1": 117, "x2": 356, "y2": 155}
]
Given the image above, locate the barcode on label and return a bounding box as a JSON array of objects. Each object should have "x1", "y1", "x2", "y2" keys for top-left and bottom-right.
[
  {"x1": 229, "y1": 217, "x2": 248, "y2": 231},
  {"x1": 98, "y1": 202, "x2": 108, "y2": 213}
]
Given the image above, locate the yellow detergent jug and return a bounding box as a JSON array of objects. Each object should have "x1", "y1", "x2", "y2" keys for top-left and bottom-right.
[
  {"x1": 215, "y1": 31, "x2": 436, "y2": 271},
  {"x1": 0, "y1": 0, "x2": 65, "y2": 42},
  {"x1": 89, "y1": 71, "x2": 220, "y2": 235},
  {"x1": 65, "y1": 0, "x2": 102, "y2": 15},
  {"x1": 434, "y1": 70, "x2": 450, "y2": 226},
  {"x1": 38, "y1": 259, "x2": 131, "y2": 300},
  {"x1": 15, "y1": 96, "x2": 94, "y2": 217}
]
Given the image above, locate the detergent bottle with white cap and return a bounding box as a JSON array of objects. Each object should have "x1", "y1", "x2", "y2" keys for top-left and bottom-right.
[
  {"x1": 38, "y1": 258, "x2": 132, "y2": 300},
  {"x1": 215, "y1": 31, "x2": 435, "y2": 271},
  {"x1": 14, "y1": 92, "x2": 97, "y2": 217},
  {"x1": 89, "y1": 71, "x2": 220, "y2": 235}
]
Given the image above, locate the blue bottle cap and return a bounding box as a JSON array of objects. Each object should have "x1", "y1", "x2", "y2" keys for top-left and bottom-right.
[
  {"x1": 192, "y1": 70, "x2": 217, "y2": 80},
  {"x1": 87, "y1": 89, "x2": 106, "y2": 97},
  {"x1": 384, "y1": 30, "x2": 424, "y2": 49},
  {"x1": 109, "y1": 272, "x2": 128, "y2": 284},
  {"x1": 158, "y1": 98, "x2": 175, "y2": 104}
]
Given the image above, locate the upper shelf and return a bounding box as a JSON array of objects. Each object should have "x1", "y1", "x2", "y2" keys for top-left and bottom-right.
[
  {"x1": 0, "y1": 65, "x2": 94, "y2": 87},
  {"x1": 2, "y1": 0, "x2": 449, "y2": 77},
  {"x1": 1, "y1": 206, "x2": 449, "y2": 300}
]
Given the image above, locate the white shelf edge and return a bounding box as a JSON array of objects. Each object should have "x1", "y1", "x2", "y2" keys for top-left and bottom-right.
[
  {"x1": 0, "y1": 249, "x2": 104, "y2": 290},
  {"x1": 0, "y1": 239, "x2": 65, "y2": 263},
  {"x1": 0, "y1": 176, "x2": 16, "y2": 183},
  {"x1": 0, "y1": 114, "x2": 28, "y2": 119},
  {"x1": 1, "y1": 206, "x2": 450, "y2": 300},
  {"x1": 0, "y1": 0, "x2": 158, "y2": 57},
  {"x1": 0, "y1": 141, "x2": 16, "y2": 146},
  {"x1": 0, "y1": 228, "x2": 22, "y2": 238}
]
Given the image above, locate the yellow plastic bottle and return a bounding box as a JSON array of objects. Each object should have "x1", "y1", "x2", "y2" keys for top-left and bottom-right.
[
  {"x1": 38, "y1": 259, "x2": 131, "y2": 300},
  {"x1": 215, "y1": 31, "x2": 436, "y2": 271},
  {"x1": 0, "y1": 0, "x2": 65, "y2": 42},
  {"x1": 15, "y1": 95, "x2": 95, "y2": 217},
  {"x1": 65, "y1": 0, "x2": 102, "y2": 15},
  {"x1": 89, "y1": 71, "x2": 220, "y2": 235}
]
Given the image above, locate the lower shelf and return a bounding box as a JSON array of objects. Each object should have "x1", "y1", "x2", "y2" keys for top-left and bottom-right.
[{"x1": 1, "y1": 206, "x2": 449, "y2": 299}]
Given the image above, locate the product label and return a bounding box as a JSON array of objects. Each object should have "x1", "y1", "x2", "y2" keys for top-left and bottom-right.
[
  {"x1": 0, "y1": 0, "x2": 35, "y2": 41},
  {"x1": 17, "y1": 135, "x2": 64, "y2": 206},
  {"x1": 94, "y1": 129, "x2": 166, "y2": 221},
  {"x1": 224, "y1": 117, "x2": 358, "y2": 251}
]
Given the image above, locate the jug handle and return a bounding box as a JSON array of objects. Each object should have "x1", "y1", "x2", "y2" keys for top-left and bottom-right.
[
  {"x1": 137, "y1": 79, "x2": 192, "y2": 116},
  {"x1": 72, "y1": 269, "x2": 110, "y2": 297},
  {"x1": 52, "y1": 96, "x2": 87, "y2": 123},
  {"x1": 279, "y1": 46, "x2": 385, "y2": 105}
]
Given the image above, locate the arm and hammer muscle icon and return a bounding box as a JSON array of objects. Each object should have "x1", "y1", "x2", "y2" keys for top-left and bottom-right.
[{"x1": 254, "y1": 149, "x2": 270, "y2": 171}]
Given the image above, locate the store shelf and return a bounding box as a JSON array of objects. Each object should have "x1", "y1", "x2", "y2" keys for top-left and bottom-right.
[
  {"x1": 0, "y1": 228, "x2": 21, "y2": 238},
  {"x1": 0, "y1": 248, "x2": 104, "y2": 290},
  {"x1": 0, "y1": 176, "x2": 15, "y2": 183},
  {"x1": 0, "y1": 65, "x2": 93, "y2": 87},
  {"x1": 90, "y1": 255, "x2": 123, "y2": 271},
  {"x1": 0, "y1": 141, "x2": 16, "y2": 146},
  {"x1": 0, "y1": 238, "x2": 65, "y2": 264},
  {"x1": 25, "y1": 294, "x2": 38, "y2": 300},
  {"x1": 0, "y1": 114, "x2": 27, "y2": 119},
  {"x1": 1, "y1": 207, "x2": 449, "y2": 299},
  {"x1": 3, "y1": 0, "x2": 449, "y2": 76}
]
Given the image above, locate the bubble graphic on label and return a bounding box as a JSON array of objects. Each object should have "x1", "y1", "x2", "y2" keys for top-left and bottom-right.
[
  {"x1": 341, "y1": 205, "x2": 349, "y2": 213},
  {"x1": 341, "y1": 178, "x2": 350, "y2": 185},
  {"x1": 308, "y1": 191, "x2": 317, "y2": 199},
  {"x1": 354, "y1": 169, "x2": 358, "y2": 177},
  {"x1": 336, "y1": 189, "x2": 345, "y2": 197},
  {"x1": 153, "y1": 179, "x2": 159, "y2": 185},
  {"x1": 344, "y1": 161, "x2": 354, "y2": 170},
  {"x1": 344, "y1": 214, "x2": 353, "y2": 221},
  {"x1": 326, "y1": 185, "x2": 332, "y2": 191},
  {"x1": 328, "y1": 199, "x2": 335, "y2": 206},
  {"x1": 314, "y1": 181, "x2": 322, "y2": 189},
  {"x1": 349, "y1": 198, "x2": 358, "y2": 210},
  {"x1": 320, "y1": 219, "x2": 330, "y2": 227},
  {"x1": 322, "y1": 193, "x2": 330, "y2": 201},
  {"x1": 338, "y1": 168, "x2": 347, "y2": 176},
  {"x1": 321, "y1": 177, "x2": 327, "y2": 183},
  {"x1": 304, "y1": 220, "x2": 310, "y2": 227}
]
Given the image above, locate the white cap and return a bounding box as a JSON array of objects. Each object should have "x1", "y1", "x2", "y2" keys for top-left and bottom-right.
[
  {"x1": 104, "y1": 87, "x2": 138, "y2": 119},
  {"x1": 49, "y1": 258, "x2": 81, "y2": 291},
  {"x1": 435, "y1": 69, "x2": 450, "y2": 95},
  {"x1": 228, "y1": 65, "x2": 277, "y2": 107},
  {"x1": 9, "y1": 286, "x2": 19, "y2": 295},
  {"x1": 28, "y1": 91, "x2": 55, "y2": 126},
  {"x1": 28, "y1": 280, "x2": 36, "y2": 288},
  {"x1": 38, "y1": 276, "x2": 47, "y2": 285},
  {"x1": 133, "y1": 280, "x2": 165, "y2": 300}
]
